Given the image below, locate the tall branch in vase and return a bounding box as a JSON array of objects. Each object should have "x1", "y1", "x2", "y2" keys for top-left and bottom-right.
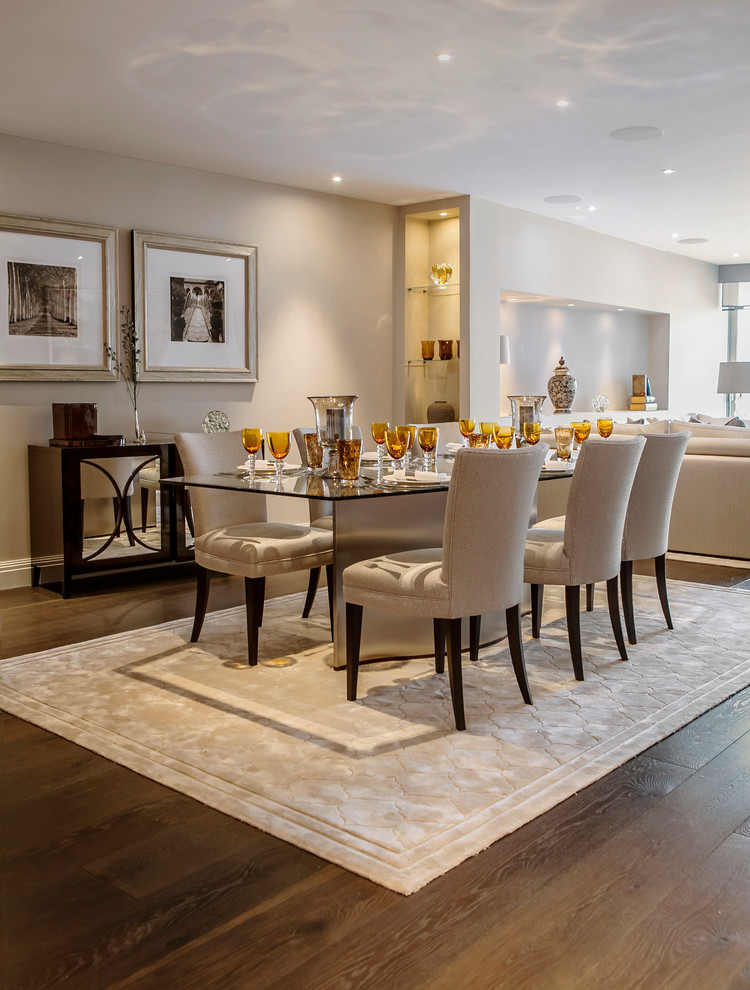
[{"x1": 106, "y1": 306, "x2": 145, "y2": 443}]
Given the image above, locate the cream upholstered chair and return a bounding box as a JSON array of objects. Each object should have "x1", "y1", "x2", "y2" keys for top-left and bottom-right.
[
  {"x1": 343, "y1": 443, "x2": 549, "y2": 731},
  {"x1": 175, "y1": 431, "x2": 334, "y2": 666},
  {"x1": 524, "y1": 435, "x2": 645, "y2": 680},
  {"x1": 617, "y1": 430, "x2": 690, "y2": 643}
]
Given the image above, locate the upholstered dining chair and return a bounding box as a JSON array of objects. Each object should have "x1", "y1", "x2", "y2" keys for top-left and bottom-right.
[
  {"x1": 175, "y1": 431, "x2": 334, "y2": 666},
  {"x1": 343, "y1": 443, "x2": 549, "y2": 730},
  {"x1": 615, "y1": 430, "x2": 691, "y2": 643},
  {"x1": 524, "y1": 435, "x2": 645, "y2": 680}
]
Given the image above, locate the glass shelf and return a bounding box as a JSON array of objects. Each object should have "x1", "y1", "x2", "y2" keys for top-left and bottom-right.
[
  {"x1": 406, "y1": 359, "x2": 459, "y2": 367},
  {"x1": 407, "y1": 283, "x2": 460, "y2": 296}
]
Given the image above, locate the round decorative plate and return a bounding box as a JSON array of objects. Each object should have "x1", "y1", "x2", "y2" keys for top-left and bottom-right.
[{"x1": 202, "y1": 410, "x2": 230, "y2": 433}]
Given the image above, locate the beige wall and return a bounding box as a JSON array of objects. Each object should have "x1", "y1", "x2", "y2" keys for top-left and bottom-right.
[{"x1": 0, "y1": 134, "x2": 395, "y2": 586}]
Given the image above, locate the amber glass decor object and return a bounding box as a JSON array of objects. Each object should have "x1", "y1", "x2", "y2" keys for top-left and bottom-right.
[
  {"x1": 493, "y1": 426, "x2": 514, "y2": 449},
  {"x1": 467, "y1": 432, "x2": 491, "y2": 448},
  {"x1": 555, "y1": 426, "x2": 573, "y2": 460},
  {"x1": 421, "y1": 340, "x2": 435, "y2": 361},
  {"x1": 522, "y1": 422, "x2": 542, "y2": 446},
  {"x1": 337, "y1": 438, "x2": 361, "y2": 484},
  {"x1": 303, "y1": 432, "x2": 324, "y2": 470},
  {"x1": 597, "y1": 418, "x2": 613, "y2": 439}
]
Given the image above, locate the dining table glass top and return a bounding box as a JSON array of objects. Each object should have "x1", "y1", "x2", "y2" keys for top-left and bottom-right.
[{"x1": 165, "y1": 450, "x2": 573, "y2": 502}]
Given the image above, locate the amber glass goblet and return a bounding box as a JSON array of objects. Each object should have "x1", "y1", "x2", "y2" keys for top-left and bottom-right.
[
  {"x1": 597, "y1": 418, "x2": 613, "y2": 439},
  {"x1": 371, "y1": 421, "x2": 389, "y2": 481},
  {"x1": 459, "y1": 419, "x2": 475, "y2": 447},
  {"x1": 417, "y1": 426, "x2": 439, "y2": 471},
  {"x1": 385, "y1": 428, "x2": 409, "y2": 473},
  {"x1": 493, "y1": 426, "x2": 514, "y2": 450},
  {"x1": 522, "y1": 422, "x2": 542, "y2": 446},
  {"x1": 241, "y1": 428, "x2": 263, "y2": 483},
  {"x1": 480, "y1": 421, "x2": 498, "y2": 439},
  {"x1": 266, "y1": 430, "x2": 291, "y2": 486},
  {"x1": 397, "y1": 424, "x2": 416, "y2": 468},
  {"x1": 572, "y1": 421, "x2": 591, "y2": 446}
]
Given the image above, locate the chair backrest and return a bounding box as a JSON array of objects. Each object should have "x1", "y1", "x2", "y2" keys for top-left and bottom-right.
[
  {"x1": 442, "y1": 444, "x2": 549, "y2": 615},
  {"x1": 174, "y1": 431, "x2": 267, "y2": 536},
  {"x1": 562, "y1": 435, "x2": 645, "y2": 585},
  {"x1": 622, "y1": 430, "x2": 690, "y2": 561}
]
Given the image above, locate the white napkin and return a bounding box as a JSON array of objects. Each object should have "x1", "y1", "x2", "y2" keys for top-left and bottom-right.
[
  {"x1": 414, "y1": 470, "x2": 450, "y2": 483},
  {"x1": 446, "y1": 442, "x2": 463, "y2": 452},
  {"x1": 384, "y1": 469, "x2": 407, "y2": 481},
  {"x1": 237, "y1": 460, "x2": 272, "y2": 471}
]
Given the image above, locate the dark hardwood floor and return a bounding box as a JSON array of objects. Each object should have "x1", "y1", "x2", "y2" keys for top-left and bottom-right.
[{"x1": 2, "y1": 558, "x2": 750, "y2": 989}]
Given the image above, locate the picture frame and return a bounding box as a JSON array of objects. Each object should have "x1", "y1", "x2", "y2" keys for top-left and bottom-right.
[
  {"x1": 133, "y1": 229, "x2": 258, "y2": 383},
  {"x1": 0, "y1": 213, "x2": 118, "y2": 381}
]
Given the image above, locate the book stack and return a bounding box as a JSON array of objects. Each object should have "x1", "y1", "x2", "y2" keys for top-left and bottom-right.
[{"x1": 630, "y1": 373, "x2": 657, "y2": 413}]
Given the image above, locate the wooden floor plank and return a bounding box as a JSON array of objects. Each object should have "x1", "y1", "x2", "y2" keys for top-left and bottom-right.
[{"x1": 647, "y1": 688, "x2": 750, "y2": 770}]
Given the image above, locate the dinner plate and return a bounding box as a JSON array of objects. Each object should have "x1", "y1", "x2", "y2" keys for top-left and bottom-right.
[{"x1": 381, "y1": 475, "x2": 449, "y2": 487}]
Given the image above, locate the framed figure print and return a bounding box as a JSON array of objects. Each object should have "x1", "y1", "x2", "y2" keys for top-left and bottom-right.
[
  {"x1": 0, "y1": 213, "x2": 118, "y2": 381},
  {"x1": 133, "y1": 230, "x2": 258, "y2": 383}
]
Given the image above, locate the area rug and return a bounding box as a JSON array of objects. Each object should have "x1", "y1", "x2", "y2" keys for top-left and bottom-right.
[{"x1": 3, "y1": 578, "x2": 750, "y2": 894}]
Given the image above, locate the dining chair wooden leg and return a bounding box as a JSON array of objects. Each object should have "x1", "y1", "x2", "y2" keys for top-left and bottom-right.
[
  {"x1": 346, "y1": 602, "x2": 363, "y2": 701},
  {"x1": 446, "y1": 617, "x2": 466, "y2": 731},
  {"x1": 586, "y1": 583, "x2": 595, "y2": 612},
  {"x1": 531, "y1": 584, "x2": 543, "y2": 638},
  {"x1": 565, "y1": 585, "x2": 584, "y2": 681},
  {"x1": 470, "y1": 615, "x2": 481, "y2": 662},
  {"x1": 506, "y1": 604, "x2": 532, "y2": 705},
  {"x1": 191, "y1": 566, "x2": 212, "y2": 642},
  {"x1": 606, "y1": 575, "x2": 629, "y2": 661},
  {"x1": 301, "y1": 567, "x2": 320, "y2": 618},
  {"x1": 433, "y1": 618, "x2": 445, "y2": 674},
  {"x1": 325, "y1": 564, "x2": 334, "y2": 639},
  {"x1": 244, "y1": 576, "x2": 265, "y2": 666},
  {"x1": 620, "y1": 560, "x2": 636, "y2": 644},
  {"x1": 654, "y1": 553, "x2": 674, "y2": 629}
]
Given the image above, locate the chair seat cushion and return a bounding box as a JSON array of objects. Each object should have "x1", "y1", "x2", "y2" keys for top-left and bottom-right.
[
  {"x1": 343, "y1": 548, "x2": 452, "y2": 617},
  {"x1": 195, "y1": 522, "x2": 332, "y2": 579},
  {"x1": 524, "y1": 528, "x2": 571, "y2": 586}
]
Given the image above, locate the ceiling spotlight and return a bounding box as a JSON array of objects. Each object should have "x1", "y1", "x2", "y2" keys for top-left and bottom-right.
[
  {"x1": 439, "y1": 211, "x2": 448, "y2": 217},
  {"x1": 587, "y1": 205, "x2": 597, "y2": 212},
  {"x1": 435, "y1": 52, "x2": 453, "y2": 61},
  {"x1": 331, "y1": 175, "x2": 343, "y2": 183},
  {"x1": 661, "y1": 168, "x2": 676, "y2": 174},
  {"x1": 555, "y1": 99, "x2": 570, "y2": 108}
]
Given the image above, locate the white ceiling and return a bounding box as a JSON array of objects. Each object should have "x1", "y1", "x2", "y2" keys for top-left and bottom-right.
[{"x1": 3, "y1": 0, "x2": 750, "y2": 265}]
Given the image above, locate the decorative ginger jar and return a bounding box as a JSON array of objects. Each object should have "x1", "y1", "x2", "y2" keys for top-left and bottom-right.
[{"x1": 547, "y1": 356, "x2": 577, "y2": 414}]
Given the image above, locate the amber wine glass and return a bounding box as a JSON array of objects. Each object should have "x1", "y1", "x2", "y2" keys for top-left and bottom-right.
[
  {"x1": 241, "y1": 428, "x2": 263, "y2": 483},
  {"x1": 480, "y1": 421, "x2": 498, "y2": 439},
  {"x1": 397, "y1": 424, "x2": 416, "y2": 468},
  {"x1": 384, "y1": 428, "x2": 408, "y2": 473},
  {"x1": 371, "y1": 421, "x2": 389, "y2": 482},
  {"x1": 597, "y1": 418, "x2": 613, "y2": 439},
  {"x1": 572, "y1": 421, "x2": 591, "y2": 446},
  {"x1": 417, "y1": 426, "x2": 439, "y2": 471},
  {"x1": 522, "y1": 422, "x2": 542, "y2": 446},
  {"x1": 459, "y1": 419, "x2": 475, "y2": 447},
  {"x1": 266, "y1": 430, "x2": 291, "y2": 485},
  {"x1": 493, "y1": 426, "x2": 514, "y2": 449}
]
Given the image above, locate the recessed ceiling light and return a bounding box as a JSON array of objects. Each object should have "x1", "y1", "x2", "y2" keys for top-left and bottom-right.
[
  {"x1": 610, "y1": 126, "x2": 663, "y2": 142},
  {"x1": 567, "y1": 303, "x2": 575, "y2": 307},
  {"x1": 733, "y1": 252, "x2": 740, "y2": 258},
  {"x1": 331, "y1": 175, "x2": 343, "y2": 183},
  {"x1": 508, "y1": 297, "x2": 517, "y2": 302},
  {"x1": 671, "y1": 233, "x2": 679, "y2": 239},
  {"x1": 617, "y1": 308, "x2": 624, "y2": 312},
  {"x1": 661, "y1": 168, "x2": 676, "y2": 174},
  {"x1": 678, "y1": 237, "x2": 708, "y2": 244},
  {"x1": 555, "y1": 99, "x2": 570, "y2": 108},
  {"x1": 587, "y1": 205, "x2": 597, "y2": 212},
  {"x1": 435, "y1": 52, "x2": 453, "y2": 61},
  {"x1": 77, "y1": 255, "x2": 83, "y2": 260},
  {"x1": 439, "y1": 212, "x2": 448, "y2": 216},
  {"x1": 544, "y1": 195, "x2": 582, "y2": 204}
]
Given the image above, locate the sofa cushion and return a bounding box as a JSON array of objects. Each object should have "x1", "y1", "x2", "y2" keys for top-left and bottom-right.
[
  {"x1": 684, "y1": 437, "x2": 750, "y2": 457},
  {"x1": 612, "y1": 419, "x2": 669, "y2": 435},
  {"x1": 670, "y1": 419, "x2": 750, "y2": 440}
]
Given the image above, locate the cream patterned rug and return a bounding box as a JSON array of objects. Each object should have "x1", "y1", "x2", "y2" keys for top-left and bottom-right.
[{"x1": 3, "y1": 579, "x2": 749, "y2": 895}]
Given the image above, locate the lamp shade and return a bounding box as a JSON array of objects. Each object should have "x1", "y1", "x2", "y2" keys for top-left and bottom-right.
[
  {"x1": 717, "y1": 362, "x2": 750, "y2": 393},
  {"x1": 499, "y1": 334, "x2": 511, "y2": 365}
]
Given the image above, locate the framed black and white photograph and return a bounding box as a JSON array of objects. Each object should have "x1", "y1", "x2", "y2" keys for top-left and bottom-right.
[
  {"x1": 0, "y1": 214, "x2": 118, "y2": 380},
  {"x1": 133, "y1": 230, "x2": 257, "y2": 383}
]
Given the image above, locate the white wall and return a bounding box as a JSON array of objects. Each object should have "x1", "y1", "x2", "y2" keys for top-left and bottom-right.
[
  {"x1": 0, "y1": 134, "x2": 395, "y2": 586},
  {"x1": 468, "y1": 198, "x2": 722, "y2": 420}
]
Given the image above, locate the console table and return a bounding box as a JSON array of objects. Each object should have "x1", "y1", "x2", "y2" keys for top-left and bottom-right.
[{"x1": 28, "y1": 442, "x2": 191, "y2": 597}]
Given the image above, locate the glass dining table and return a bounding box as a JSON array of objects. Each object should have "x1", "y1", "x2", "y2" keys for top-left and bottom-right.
[{"x1": 166, "y1": 452, "x2": 573, "y2": 670}]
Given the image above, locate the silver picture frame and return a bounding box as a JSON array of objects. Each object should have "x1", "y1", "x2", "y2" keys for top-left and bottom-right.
[
  {"x1": 0, "y1": 213, "x2": 118, "y2": 381},
  {"x1": 133, "y1": 229, "x2": 258, "y2": 383}
]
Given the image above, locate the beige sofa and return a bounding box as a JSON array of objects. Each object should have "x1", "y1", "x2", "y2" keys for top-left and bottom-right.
[{"x1": 537, "y1": 418, "x2": 750, "y2": 560}]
